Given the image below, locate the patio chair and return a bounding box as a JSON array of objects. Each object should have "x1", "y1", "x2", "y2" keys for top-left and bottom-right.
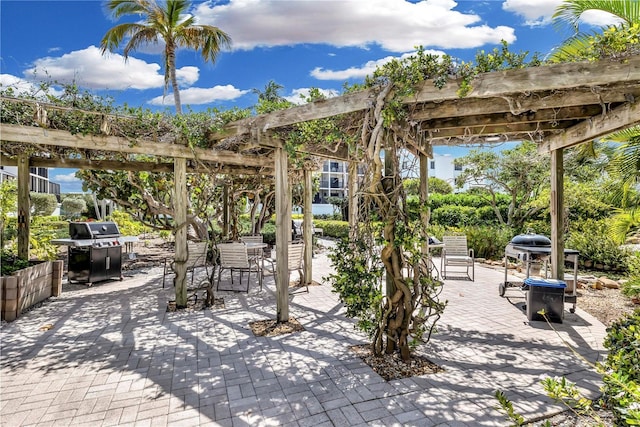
[
  {"x1": 216, "y1": 242, "x2": 263, "y2": 292},
  {"x1": 162, "y1": 240, "x2": 211, "y2": 288},
  {"x1": 441, "y1": 235, "x2": 475, "y2": 281},
  {"x1": 264, "y1": 242, "x2": 306, "y2": 293}
]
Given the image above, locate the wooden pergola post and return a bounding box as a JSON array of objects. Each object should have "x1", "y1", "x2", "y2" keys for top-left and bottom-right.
[
  {"x1": 419, "y1": 152, "x2": 429, "y2": 254},
  {"x1": 302, "y1": 169, "x2": 313, "y2": 286},
  {"x1": 348, "y1": 162, "x2": 358, "y2": 240},
  {"x1": 274, "y1": 145, "x2": 290, "y2": 322},
  {"x1": 17, "y1": 154, "x2": 30, "y2": 260},
  {"x1": 550, "y1": 148, "x2": 565, "y2": 280},
  {"x1": 173, "y1": 157, "x2": 188, "y2": 307},
  {"x1": 222, "y1": 184, "x2": 230, "y2": 239}
]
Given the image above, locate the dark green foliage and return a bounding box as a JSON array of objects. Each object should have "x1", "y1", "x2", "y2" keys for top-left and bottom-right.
[
  {"x1": 567, "y1": 219, "x2": 632, "y2": 271},
  {"x1": 30, "y1": 193, "x2": 58, "y2": 216},
  {"x1": 0, "y1": 249, "x2": 30, "y2": 276},
  {"x1": 600, "y1": 309, "x2": 640, "y2": 425},
  {"x1": 430, "y1": 205, "x2": 476, "y2": 227},
  {"x1": 464, "y1": 226, "x2": 514, "y2": 260},
  {"x1": 622, "y1": 253, "x2": 640, "y2": 298},
  {"x1": 326, "y1": 238, "x2": 384, "y2": 336}
]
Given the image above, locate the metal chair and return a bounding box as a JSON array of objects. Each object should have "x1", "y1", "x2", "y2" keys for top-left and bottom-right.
[
  {"x1": 215, "y1": 242, "x2": 263, "y2": 292},
  {"x1": 264, "y1": 242, "x2": 307, "y2": 293},
  {"x1": 162, "y1": 240, "x2": 211, "y2": 288},
  {"x1": 441, "y1": 235, "x2": 475, "y2": 281}
]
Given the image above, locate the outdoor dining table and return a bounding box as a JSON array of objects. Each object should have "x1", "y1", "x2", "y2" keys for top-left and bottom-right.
[{"x1": 244, "y1": 241, "x2": 268, "y2": 261}]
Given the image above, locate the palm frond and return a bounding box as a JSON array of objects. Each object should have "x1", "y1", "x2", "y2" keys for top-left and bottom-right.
[
  {"x1": 603, "y1": 125, "x2": 640, "y2": 143},
  {"x1": 552, "y1": 0, "x2": 637, "y2": 33},
  {"x1": 101, "y1": 23, "x2": 148, "y2": 55},
  {"x1": 547, "y1": 31, "x2": 597, "y2": 62},
  {"x1": 106, "y1": 0, "x2": 154, "y2": 19},
  {"x1": 608, "y1": 208, "x2": 640, "y2": 244},
  {"x1": 125, "y1": 28, "x2": 160, "y2": 57}
]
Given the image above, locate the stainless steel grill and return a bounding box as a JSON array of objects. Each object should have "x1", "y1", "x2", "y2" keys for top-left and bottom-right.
[
  {"x1": 52, "y1": 221, "x2": 124, "y2": 285},
  {"x1": 500, "y1": 232, "x2": 578, "y2": 313}
]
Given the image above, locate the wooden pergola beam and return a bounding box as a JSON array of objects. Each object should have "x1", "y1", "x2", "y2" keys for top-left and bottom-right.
[
  {"x1": 423, "y1": 121, "x2": 575, "y2": 139},
  {"x1": 0, "y1": 154, "x2": 274, "y2": 176},
  {"x1": 420, "y1": 105, "x2": 604, "y2": 131},
  {"x1": 0, "y1": 124, "x2": 272, "y2": 168},
  {"x1": 409, "y1": 87, "x2": 637, "y2": 121},
  {"x1": 540, "y1": 100, "x2": 640, "y2": 152},
  {"x1": 211, "y1": 56, "x2": 640, "y2": 139}
]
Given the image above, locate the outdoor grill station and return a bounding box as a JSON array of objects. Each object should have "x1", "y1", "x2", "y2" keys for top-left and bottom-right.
[
  {"x1": 501, "y1": 231, "x2": 579, "y2": 323},
  {"x1": 51, "y1": 221, "x2": 138, "y2": 286}
]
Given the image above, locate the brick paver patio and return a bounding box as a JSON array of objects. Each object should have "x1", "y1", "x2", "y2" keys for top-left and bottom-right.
[{"x1": 0, "y1": 245, "x2": 607, "y2": 426}]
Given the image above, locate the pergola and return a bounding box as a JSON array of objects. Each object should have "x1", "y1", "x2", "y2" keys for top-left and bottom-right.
[{"x1": 2, "y1": 55, "x2": 639, "y2": 318}]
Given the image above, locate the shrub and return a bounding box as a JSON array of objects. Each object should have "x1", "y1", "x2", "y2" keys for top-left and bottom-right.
[
  {"x1": 313, "y1": 220, "x2": 350, "y2": 239},
  {"x1": 61, "y1": 197, "x2": 87, "y2": 219},
  {"x1": 30, "y1": 193, "x2": 58, "y2": 216},
  {"x1": 622, "y1": 253, "x2": 640, "y2": 299},
  {"x1": 567, "y1": 219, "x2": 632, "y2": 271},
  {"x1": 464, "y1": 225, "x2": 514, "y2": 260},
  {"x1": 0, "y1": 249, "x2": 30, "y2": 276},
  {"x1": 108, "y1": 210, "x2": 149, "y2": 236},
  {"x1": 600, "y1": 309, "x2": 640, "y2": 425},
  {"x1": 431, "y1": 205, "x2": 476, "y2": 227}
]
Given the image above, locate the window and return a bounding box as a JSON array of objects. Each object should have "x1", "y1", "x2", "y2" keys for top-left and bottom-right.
[
  {"x1": 454, "y1": 163, "x2": 463, "y2": 171},
  {"x1": 430, "y1": 161, "x2": 435, "y2": 170}
]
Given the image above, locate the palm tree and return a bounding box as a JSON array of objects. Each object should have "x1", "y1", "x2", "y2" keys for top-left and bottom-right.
[
  {"x1": 552, "y1": 1, "x2": 640, "y2": 242},
  {"x1": 101, "y1": 0, "x2": 231, "y2": 114},
  {"x1": 550, "y1": 0, "x2": 639, "y2": 62}
]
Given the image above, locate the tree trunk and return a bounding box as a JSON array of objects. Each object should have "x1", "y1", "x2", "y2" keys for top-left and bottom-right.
[{"x1": 166, "y1": 43, "x2": 182, "y2": 115}]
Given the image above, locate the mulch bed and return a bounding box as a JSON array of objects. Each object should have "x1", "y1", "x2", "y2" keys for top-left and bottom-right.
[
  {"x1": 350, "y1": 344, "x2": 444, "y2": 381},
  {"x1": 249, "y1": 318, "x2": 305, "y2": 337}
]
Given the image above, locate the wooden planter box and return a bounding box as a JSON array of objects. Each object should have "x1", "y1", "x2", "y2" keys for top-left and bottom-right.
[{"x1": 1, "y1": 260, "x2": 63, "y2": 322}]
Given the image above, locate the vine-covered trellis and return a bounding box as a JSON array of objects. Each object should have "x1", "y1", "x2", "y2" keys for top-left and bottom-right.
[{"x1": 1, "y1": 53, "x2": 640, "y2": 356}]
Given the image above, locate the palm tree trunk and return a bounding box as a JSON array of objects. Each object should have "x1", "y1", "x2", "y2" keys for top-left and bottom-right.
[{"x1": 167, "y1": 47, "x2": 182, "y2": 115}]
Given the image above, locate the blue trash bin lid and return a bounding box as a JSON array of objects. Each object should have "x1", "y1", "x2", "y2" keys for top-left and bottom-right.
[{"x1": 523, "y1": 278, "x2": 567, "y2": 288}]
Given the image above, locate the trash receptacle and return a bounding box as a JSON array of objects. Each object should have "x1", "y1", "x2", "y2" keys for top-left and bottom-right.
[{"x1": 524, "y1": 278, "x2": 566, "y2": 323}]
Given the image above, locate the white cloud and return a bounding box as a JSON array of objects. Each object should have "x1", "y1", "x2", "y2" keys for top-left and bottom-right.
[
  {"x1": 502, "y1": 0, "x2": 623, "y2": 27},
  {"x1": 52, "y1": 172, "x2": 81, "y2": 183},
  {"x1": 194, "y1": 0, "x2": 516, "y2": 52},
  {"x1": 311, "y1": 50, "x2": 443, "y2": 81},
  {"x1": 284, "y1": 88, "x2": 339, "y2": 105},
  {"x1": 24, "y1": 46, "x2": 199, "y2": 91},
  {"x1": 0, "y1": 74, "x2": 63, "y2": 98},
  {"x1": 148, "y1": 84, "x2": 249, "y2": 106}
]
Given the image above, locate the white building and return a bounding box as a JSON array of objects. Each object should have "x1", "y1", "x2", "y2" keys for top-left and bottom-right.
[
  {"x1": 311, "y1": 152, "x2": 464, "y2": 215},
  {"x1": 0, "y1": 166, "x2": 61, "y2": 201}
]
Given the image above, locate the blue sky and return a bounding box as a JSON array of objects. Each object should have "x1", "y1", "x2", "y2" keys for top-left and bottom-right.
[{"x1": 1, "y1": 0, "x2": 617, "y2": 192}]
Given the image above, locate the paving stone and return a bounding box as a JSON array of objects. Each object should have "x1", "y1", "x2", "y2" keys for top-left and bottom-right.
[{"x1": 0, "y1": 258, "x2": 610, "y2": 427}]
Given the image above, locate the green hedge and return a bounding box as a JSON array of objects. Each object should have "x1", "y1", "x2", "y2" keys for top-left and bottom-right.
[{"x1": 313, "y1": 220, "x2": 350, "y2": 239}]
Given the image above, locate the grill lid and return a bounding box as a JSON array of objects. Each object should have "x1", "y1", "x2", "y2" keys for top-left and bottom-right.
[
  {"x1": 510, "y1": 231, "x2": 551, "y2": 247},
  {"x1": 70, "y1": 221, "x2": 121, "y2": 240}
]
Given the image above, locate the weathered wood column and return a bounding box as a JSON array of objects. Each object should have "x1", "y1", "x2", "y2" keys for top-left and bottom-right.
[
  {"x1": 17, "y1": 155, "x2": 30, "y2": 260},
  {"x1": 222, "y1": 184, "x2": 230, "y2": 239},
  {"x1": 302, "y1": 169, "x2": 313, "y2": 286},
  {"x1": 274, "y1": 146, "x2": 290, "y2": 322},
  {"x1": 173, "y1": 157, "x2": 188, "y2": 307},
  {"x1": 550, "y1": 148, "x2": 565, "y2": 280},
  {"x1": 348, "y1": 162, "x2": 358, "y2": 240},
  {"x1": 419, "y1": 152, "x2": 429, "y2": 254}
]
